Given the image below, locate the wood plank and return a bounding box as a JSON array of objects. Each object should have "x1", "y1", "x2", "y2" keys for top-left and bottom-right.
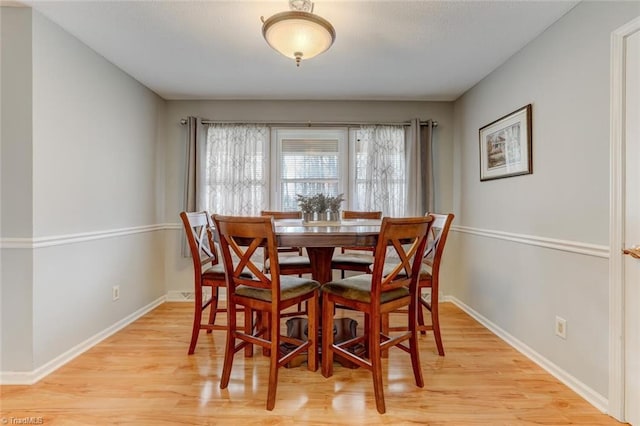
[{"x1": 0, "y1": 302, "x2": 621, "y2": 424}]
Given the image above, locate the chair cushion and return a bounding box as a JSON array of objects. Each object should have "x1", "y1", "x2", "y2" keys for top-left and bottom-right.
[
  {"x1": 321, "y1": 274, "x2": 409, "y2": 304},
  {"x1": 264, "y1": 255, "x2": 311, "y2": 269},
  {"x1": 235, "y1": 275, "x2": 320, "y2": 302},
  {"x1": 331, "y1": 252, "x2": 375, "y2": 265},
  {"x1": 202, "y1": 264, "x2": 226, "y2": 280},
  {"x1": 381, "y1": 261, "x2": 433, "y2": 279},
  {"x1": 419, "y1": 263, "x2": 433, "y2": 280}
]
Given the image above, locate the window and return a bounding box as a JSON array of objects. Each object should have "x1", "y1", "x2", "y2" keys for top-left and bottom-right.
[
  {"x1": 201, "y1": 125, "x2": 407, "y2": 215},
  {"x1": 272, "y1": 129, "x2": 348, "y2": 211}
]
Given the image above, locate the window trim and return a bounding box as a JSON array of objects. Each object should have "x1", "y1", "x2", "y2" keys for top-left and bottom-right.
[{"x1": 270, "y1": 127, "x2": 349, "y2": 210}]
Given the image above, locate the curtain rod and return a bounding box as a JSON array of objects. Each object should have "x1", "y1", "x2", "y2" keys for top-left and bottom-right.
[{"x1": 180, "y1": 119, "x2": 438, "y2": 128}]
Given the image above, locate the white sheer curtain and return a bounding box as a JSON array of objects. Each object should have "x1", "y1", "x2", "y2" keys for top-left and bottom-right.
[
  {"x1": 204, "y1": 124, "x2": 268, "y2": 216},
  {"x1": 354, "y1": 125, "x2": 406, "y2": 217}
]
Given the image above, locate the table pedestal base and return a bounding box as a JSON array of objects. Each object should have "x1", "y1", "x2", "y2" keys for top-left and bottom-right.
[{"x1": 281, "y1": 317, "x2": 365, "y2": 369}]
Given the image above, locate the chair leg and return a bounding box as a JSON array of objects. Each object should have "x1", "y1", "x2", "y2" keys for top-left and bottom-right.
[
  {"x1": 417, "y1": 291, "x2": 427, "y2": 336},
  {"x1": 220, "y1": 302, "x2": 237, "y2": 390},
  {"x1": 321, "y1": 293, "x2": 335, "y2": 378},
  {"x1": 263, "y1": 313, "x2": 271, "y2": 357},
  {"x1": 188, "y1": 294, "x2": 204, "y2": 355},
  {"x1": 381, "y1": 313, "x2": 389, "y2": 335},
  {"x1": 244, "y1": 307, "x2": 253, "y2": 358},
  {"x1": 266, "y1": 310, "x2": 280, "y2": 411},
  {"x1": 296, "y1": 274, "x2": 304, "y2": 314},
  {"x1": 207, "y1": 287, "x2": 219, "y2": 334},
  {"x1": 363, "y1": 313, "x2": 371, "y2": 358},
  {"x1": 307, "y1": 292, "x2": 318, "y2": 372},
  {"x1": 409, "y1": 299, "x2": 425, "y2": 388},
  {"x1": 431, "y1": 299, "x2": 445, "y2": 356},
  {"x1": 380, "y1": 313, "x2": 389, "y2": 358},
  {"x1": 369, "y1": 311, "x2": 386, "y2": 414}
]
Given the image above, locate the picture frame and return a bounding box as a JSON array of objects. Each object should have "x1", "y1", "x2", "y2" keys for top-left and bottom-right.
[{"x1": 479, "y1": 104, "x2": 532, "y2": 181}]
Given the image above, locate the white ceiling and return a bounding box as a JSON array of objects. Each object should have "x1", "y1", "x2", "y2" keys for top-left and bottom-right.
[{"x1": 20, "y1": 0, "x2": 579, "y2": 101}]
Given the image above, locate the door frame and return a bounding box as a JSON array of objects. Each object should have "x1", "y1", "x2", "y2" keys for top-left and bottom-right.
[{"x1": 609, "y1": 15, "x2": 640, "y2": 422}]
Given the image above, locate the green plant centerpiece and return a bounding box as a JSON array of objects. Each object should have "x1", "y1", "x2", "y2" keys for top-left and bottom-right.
[
  {"x1": 326, "y1": 193, "x2": 344, "y2": 221},
  {"x1": 296, "y1": 194, "x2": 315, "y2": 214},
  {"x1": 296, "y1": 193, "x2": 344, "y2": 224}
]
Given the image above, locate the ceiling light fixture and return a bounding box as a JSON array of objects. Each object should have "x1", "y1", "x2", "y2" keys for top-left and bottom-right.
[{"x1": 261, "y1": 0, "x2": 336, "y2": 67}]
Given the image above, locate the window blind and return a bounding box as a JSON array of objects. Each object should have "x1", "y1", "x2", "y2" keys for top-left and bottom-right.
[{"x1": 280, "y1": 138, "x2": 341, "y2": 210}]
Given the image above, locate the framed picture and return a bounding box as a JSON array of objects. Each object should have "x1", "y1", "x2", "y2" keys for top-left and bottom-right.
[{"x1": 479, "y1": 104, "x2": 532, "y2": 181}]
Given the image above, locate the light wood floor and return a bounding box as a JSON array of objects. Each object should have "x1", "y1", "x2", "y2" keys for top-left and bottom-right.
[{"x1": 1, "y1": 302, "x2": 623, "y2": 425}]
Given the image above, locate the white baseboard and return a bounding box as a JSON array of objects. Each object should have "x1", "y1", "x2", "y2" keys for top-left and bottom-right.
[
  {"x1": 166, "y1": 289, "x2": 227, "y2": 302},
  {"x1": 0, "y1": 296, "x2": 166, "y2": 385},
  {"x1": 166, "y1": 290, "x2": 196, "y2": 302},
  {"x1": 444, "y1": 296, "x2": 609, "y2": 413}
]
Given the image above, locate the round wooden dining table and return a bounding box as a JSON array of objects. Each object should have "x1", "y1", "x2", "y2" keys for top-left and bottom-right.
[
  {"x1": 274, "y1": 218, "x2": 381, "y2": 283},
  {"x1": 274, "y1": 218, "x2": 381, "y2": 368}
]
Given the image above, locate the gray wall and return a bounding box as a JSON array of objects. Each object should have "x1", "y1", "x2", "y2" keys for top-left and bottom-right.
[
  {"x1": 1, "y1": 7, "x2": 35, "y2": 372},
  {"x1": 1, "y1": 8, "x2": 167, "y2": 373},
  {"x1": 162, "y1": 100, "x2": 454, "y2": 296},
  {"x1": 447, "y1": 1, "x2": 640, "y2": 399}
]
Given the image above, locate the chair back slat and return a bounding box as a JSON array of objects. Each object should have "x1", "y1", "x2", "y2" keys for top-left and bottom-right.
[
  {"x1": 342, "y1": 210, "x2": 383, "y2": 220},
  {"x1": 225, "y1": 232, "x2": 268, "y2": 284},
  {"x1": 260, "y1": 211, "x2": 302, "y2": 220},
  {"x1": 180, "y1": 211, "x2": 218, "y2": 269},
  {"x1": 214, "y1": 215, "x2": 280, "y2": 296},
  {"x1": 339, "y1": 210, "x2": 382, "y2": 254},
  {"x1": 370, "y1": 217, "x2": 432, "y2": 297},
  {"x1": 423, "y1": 213, "x2": 455, "y2": 271}
]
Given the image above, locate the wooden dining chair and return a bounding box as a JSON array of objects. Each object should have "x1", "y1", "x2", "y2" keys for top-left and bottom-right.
[
  {"x1": 180, "y1": 211, "x2": 227, "y2": 355},
  {"x1": 213, "y1": 214, "x2": 320, "y2": 411},
  {"x1": 416, "y1": 212, "x2": 454, "y2": 355},
  {"x1": 383, "y1": 212, "x2": 454, "y2": 356},
  {"x1": 330, "y1": 210, "x2": 382, "y2": 278},
  {"x1": 321, "y1": 216, "x2": 432, "y2": 414}
]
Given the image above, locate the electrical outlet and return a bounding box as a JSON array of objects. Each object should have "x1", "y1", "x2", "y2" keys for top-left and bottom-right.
[
  {"x1": 555, "y1": 316, "x2": 567, "y2": 339},
  {"x1": 112, "y1": 285, "x2": 120, "y2": 301}
]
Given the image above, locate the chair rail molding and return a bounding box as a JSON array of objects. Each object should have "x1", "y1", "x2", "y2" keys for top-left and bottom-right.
[
  {"x1": 0, "y1": 224, "x2": 170, "y2": 249},
  {"x1": 451, "y1": 225, "x2": 609, "y2": 258}
]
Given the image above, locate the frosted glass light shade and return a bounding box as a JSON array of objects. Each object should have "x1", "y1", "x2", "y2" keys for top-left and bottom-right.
[{"x1": 262, "y1": 11, "x2": 336, "y2": 66}]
